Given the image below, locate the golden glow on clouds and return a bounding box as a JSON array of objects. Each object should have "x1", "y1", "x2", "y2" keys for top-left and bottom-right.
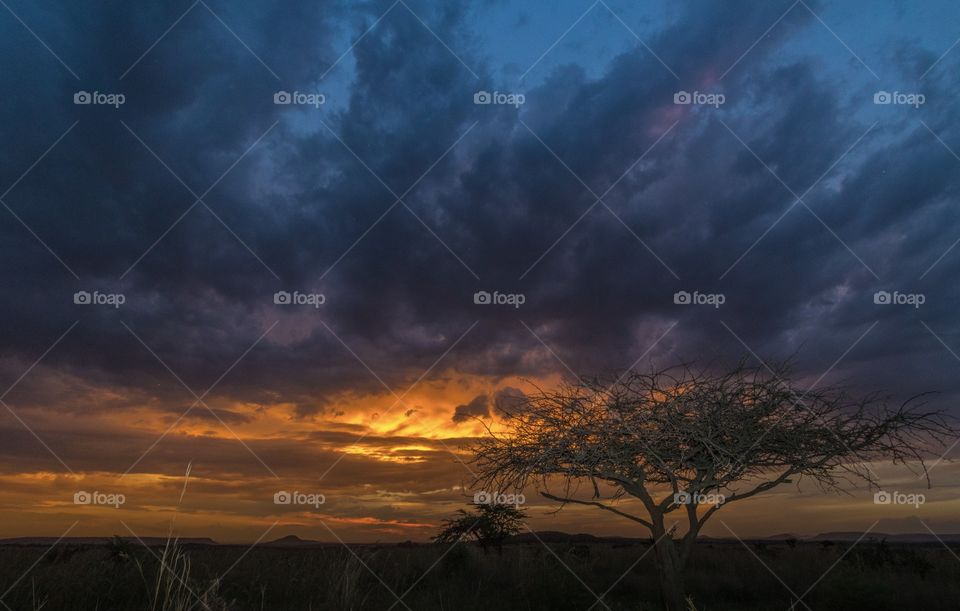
[{"x1": 1, "y1": 370, "x2": 957, "y2": 543}]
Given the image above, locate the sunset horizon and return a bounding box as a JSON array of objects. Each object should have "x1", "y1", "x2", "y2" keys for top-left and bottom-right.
[{"x1": 1, "y1": 0, "x2": 959, "y2": 608}]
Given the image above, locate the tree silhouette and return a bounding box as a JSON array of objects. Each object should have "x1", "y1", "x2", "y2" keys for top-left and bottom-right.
[
  {"x1": 434, "y1": 502, "x2": 526, "y2": 554},
  {"x1": 472, "y1": 361, "x2": 954, "y2": 610}
]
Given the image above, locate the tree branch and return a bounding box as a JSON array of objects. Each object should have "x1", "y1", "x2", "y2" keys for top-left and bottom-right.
[{"x1": 540, "y1": 492, "x2": 653, "y2": 529}]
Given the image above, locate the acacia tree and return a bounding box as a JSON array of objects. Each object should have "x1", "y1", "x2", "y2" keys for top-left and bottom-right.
[
  {"x1": 434, "y1": 502, "x2": 526, "y2": 553},
  {"x1": 472, "y1": 362, "x2": 953, "y2": 610}
]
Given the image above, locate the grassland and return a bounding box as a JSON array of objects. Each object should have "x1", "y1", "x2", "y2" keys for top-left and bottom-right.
[{"x1": 1, "y1": 537, "x2": 957, "y2": 610}]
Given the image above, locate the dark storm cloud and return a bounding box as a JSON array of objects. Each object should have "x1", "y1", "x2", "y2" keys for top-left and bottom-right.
[
  {"x1": 492, "y1": 386, "x2": 526, "y2": 416},
  {"x1": 451, "y1": 393, "x2": 489, "y2": 423},
  {"x1": 1, "y1": 0, "x2": 959, "y2": 435}
]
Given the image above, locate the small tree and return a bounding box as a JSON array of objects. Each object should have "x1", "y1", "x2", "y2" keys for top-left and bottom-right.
[
  {"x1": 434, "y1": 502, "x2": 526, "y2": 553},
  {"x1": 473, "y1": 361, "x2": 953, "y2": 610}
]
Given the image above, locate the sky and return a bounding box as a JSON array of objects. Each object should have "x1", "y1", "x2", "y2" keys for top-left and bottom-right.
[{"x1": 0, "y1": 0, "x2": 959, "y2": 543}]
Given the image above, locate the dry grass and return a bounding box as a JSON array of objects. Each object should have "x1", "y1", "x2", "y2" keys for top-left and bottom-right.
[{"x1": 0, "y1": 539, "x2": 956, "y2": 610}]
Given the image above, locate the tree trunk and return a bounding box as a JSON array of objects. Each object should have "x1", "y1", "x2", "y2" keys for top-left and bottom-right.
[{"x1": 651, "y1": 523, "x2": 686, "y2": 611}]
